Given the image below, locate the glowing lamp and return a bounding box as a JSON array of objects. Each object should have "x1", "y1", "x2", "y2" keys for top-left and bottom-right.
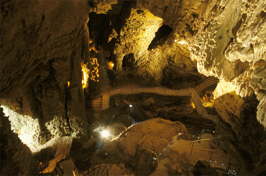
[
  {"x1": 129, "y1": 104, "x2": 132, "y2": 107},
  {"x1": 100, "y1": 129, "x2": 110, "y2": 138}
]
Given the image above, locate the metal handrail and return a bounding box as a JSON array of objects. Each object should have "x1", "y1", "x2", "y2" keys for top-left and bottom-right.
[
  {"x1": 208, "y1": 151, "x2": 239, "y2": 163},
  {"x1": 40, "y1": 138, "x2": 72, "y2": 174},
  {"x1": 208, "y1": 151, "x2": 242, "y2": 174}
]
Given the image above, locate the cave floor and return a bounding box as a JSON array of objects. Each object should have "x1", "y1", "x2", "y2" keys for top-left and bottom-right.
[{"x1": 152, "y1": 133, "x2": 248, "y2": 175}]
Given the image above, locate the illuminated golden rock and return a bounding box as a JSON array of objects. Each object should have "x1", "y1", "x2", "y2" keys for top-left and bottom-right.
[
  {"x1": 113, "y1": 8, "x2": 163, "y2": 70},
  {"x1": 81, "y1": 60, "x2": 90, "y2": 89}
]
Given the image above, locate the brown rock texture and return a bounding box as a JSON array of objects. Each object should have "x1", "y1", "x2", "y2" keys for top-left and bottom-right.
[
  {"x1": 0, "y1": 108, "x2": 38, "y2": 175},
  {"x1": 0, "y1": 0, "x2": 91, "y2": 146},
  {"x1": 214, "y1": 93, "x2": 265, "y2": 168},
  {"x1": 109, "y1": 2, "x2": 206, "y2": 86},
  {"x1": 1, "y1": 0, "x2": 266, "y2": 174},
  {"x1": 93, "y1": 118, "x2": 187, "y2": 175},
  {"x1": 188, "y1": 0, "x2": 266, "y2": 126},
  {"x1": 134, "y1": 0, "x2": 266, "y2": 127},
  {"x1": 113, "y1": 7, "x2": 163, "y2": 70}
]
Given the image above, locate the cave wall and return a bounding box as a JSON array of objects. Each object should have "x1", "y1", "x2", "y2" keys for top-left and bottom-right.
[
  {"x1": 188, "y1": 0, "x2": 266, "y2": 126},
  {"x1": 130, "y1": 0, "x2": 266, "y2": 127},
  {"x1": 0, "y1": 0, "x2": 91, "y2": 147},
  {"x1": 214, "y1": 93, "x2": 265, "y2": 168},
  {"x1": 0, "y1": 108, "x2": 38, "y2": 175}
]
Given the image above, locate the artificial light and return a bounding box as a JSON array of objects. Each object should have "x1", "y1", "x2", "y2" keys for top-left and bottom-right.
[{"x1": 100, "y1": 129, "x2": 110, "y2": 138}]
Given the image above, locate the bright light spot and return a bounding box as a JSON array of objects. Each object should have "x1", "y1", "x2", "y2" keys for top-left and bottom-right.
[
  {"x1": 174, "y1": 40, "x2": 177, "y2": 42},
  {"x1": 101, "y1": 129, "x2": 110, "y2": 138},
  {"x1": 129, "y1": 104, "x2": 132, "y2": 107},
  {"x1": 67, "y1": 81, "x2": 70, "y2": 87},
  {"x1": 108, "y1": 61, "x2": 114, "y2": 70},
  {"x1": 81, "y1": 60, "x2": 90, "y2": 89},
  {"x1": 178, "y1": 40, "x2": 188, "y2": 45},
  {"x1": 213, "y1": 131, "x2": 215, "y2": 133}
]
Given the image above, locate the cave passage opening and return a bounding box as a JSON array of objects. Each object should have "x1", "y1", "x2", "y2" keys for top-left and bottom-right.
[
  {"x1": 122, "y1": 53, "x2": 134, "y2": 68},
  {"x1": 148, "y1": 25, "x2": 173, "y2": 50}
]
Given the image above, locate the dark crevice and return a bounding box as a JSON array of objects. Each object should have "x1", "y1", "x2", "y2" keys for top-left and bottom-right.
[
  {"x1": 232, "y1": 13, "x2": 247, "y2": 39},
  {"x1": 122, "y1": 53, "x2": 134, "y2": 68},
  {"x1": 148, "y1": 25, "x2": 173, "y2": 50}
]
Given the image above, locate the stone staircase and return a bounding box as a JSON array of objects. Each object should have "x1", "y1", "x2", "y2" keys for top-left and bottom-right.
[
  {"x1": 92, "y1": 97, "x2": 102, "y2": 119},
  {"x1": 91, "y1": 52, "x2": 112, "y2": 119},
  {"x1": 194, "y1": 76, "x2": 219, "y2": 93}
]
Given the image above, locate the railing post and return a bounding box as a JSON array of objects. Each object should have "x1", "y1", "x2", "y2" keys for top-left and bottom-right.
[
  {"x1": 237, "y1": 165, "x2": 242, "y2": 174},
  {"x1": 190, "y1": 142, "x2": 194, "y2": 154},
  {"x1": 226, "y1": 158, "x2": 231, "y2": 172},
  {"x1": 209, "y1": 151, "x2": 213, "y2": 162}
]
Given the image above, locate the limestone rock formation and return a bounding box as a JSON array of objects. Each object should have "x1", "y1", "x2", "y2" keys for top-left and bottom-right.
[
  {"x1": 113, "y1": 8, "x2": 163, "y2": 70},
  {"x1": 0, "y1": 0, "x2": 91, "y2": 148},
  {"x1": 92, "y1": 118, "x2": 187, "y2": 175},
  {"x1": 136, "y1": 0, "x2": 266, "y2": 127},
  {"x1": 214, "y1": 93, "x2": 265, "y2": 168},
  {"x1": 1, "y1": 0, "x2": 266, "y2": 174},
  {"x1": 188, "y1": 0, "x2": 266, "y2": 126},
  {"x1": 0, "y1": 108, "x2": 38, "y2": 175}
]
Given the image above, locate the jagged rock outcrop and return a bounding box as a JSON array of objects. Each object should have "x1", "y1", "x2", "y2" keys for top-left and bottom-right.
[
  {"x1": 109, "y1": 2, "x2": 206, "y2": 86},
  {"x1": 0, "y1": 108, "x2": 38, "y2": 175},
  {"x1": 90, "y1": 118, "x2": 187, "y2": 175},
  {"x1": 0, "y1": 0, "x2": 91, "y2": 148},
  {"x1": 188, "y1": 0, "x2": 266, "y2": 126},
  {"x1": 113, "y1": 7, "x2": 163, "y2": 70},
  {"x1": 214, "y1": 93, "x2": 265, "y2": 168},
  {"x1": 135, "y1": 0, "x2": 266, "y2": 127}
]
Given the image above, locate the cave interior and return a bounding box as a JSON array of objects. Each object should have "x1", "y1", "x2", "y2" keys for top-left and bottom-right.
[{"x1": 0, "y1": 0, "x2": 266, "y2": 176}]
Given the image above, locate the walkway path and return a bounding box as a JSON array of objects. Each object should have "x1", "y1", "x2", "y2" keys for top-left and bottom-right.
[
  {"x1": 94, "y1": 54, "x2": 219, "y2": 123},
  {"x1": 100, "y1": 86, "x2": 219, "y2": 123},
  {"x1": 194, "y1": 76, "x2": 219, "y2": 93}
]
